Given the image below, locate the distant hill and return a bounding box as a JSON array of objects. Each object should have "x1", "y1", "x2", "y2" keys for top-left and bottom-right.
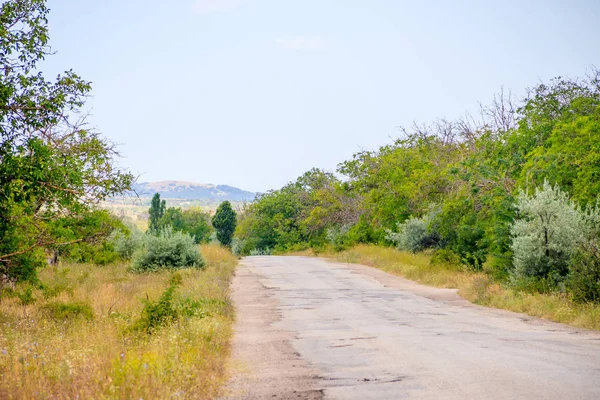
[{"x1": 130, "y1": 181, "x2": 256, "y2": 202}]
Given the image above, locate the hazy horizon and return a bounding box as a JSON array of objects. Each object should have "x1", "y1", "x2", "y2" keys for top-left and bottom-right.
[{"x1": 44, "y1": 0, "x2": 600, "y2": 192}]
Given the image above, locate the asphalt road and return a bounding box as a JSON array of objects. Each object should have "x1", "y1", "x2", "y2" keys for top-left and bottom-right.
[{"x1": 225, "y1": 256, "x2": 600, "y2": 400}]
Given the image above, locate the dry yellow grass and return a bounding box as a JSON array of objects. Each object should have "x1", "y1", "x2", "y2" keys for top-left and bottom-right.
[
  {"x1": 321, "y1": 244, "x2": 600, "y2": 331},
  {"x1": 0, "y1": 244, "x2": 237, "y2": 400}
]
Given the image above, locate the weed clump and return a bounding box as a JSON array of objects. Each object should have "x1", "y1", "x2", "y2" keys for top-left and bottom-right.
[
  {"x1": 131, "y1": 283, "x2": 179, "y2": 333},
  {"x1": 130, "y1": 273, "x2": 211, "y2": 334}
]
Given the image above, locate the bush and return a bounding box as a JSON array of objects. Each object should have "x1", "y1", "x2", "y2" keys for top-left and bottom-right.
[
  {"x1": 387, "y1": 211, "x2": 440, "y2": 253},
  {"x1": 131, "y1": 282, "x2": 179, "y2": 333},
  {"x1": 430, "y1": 249, "x2": 461, "y2": 267},
  {"x1": 131, "y1": 274, "x2": 211, "y2": 334},
  {"x1": 510, "y1": 182, "x2": 587, "y2": 284},
  {"x1": 62, "y1": 242, "x2": 119, "y2": 265},
  {"x1": 231, "y1": 238, "x2": 245, "y2": 256},
  {"x1": 249, "y1": 248, "x2": 272, "y2": 256},
  {"x1": 40, "y1": 301, "x2": 94, "y2": 320},
  {"x1": 39, "y1": 267, "x2": 73, "y2": 300},
  {"x1": 568, "y1": 241, "x2": 600, "y2": 303},
  {"x1": 452, "y1": 220, "x2": 487, "y2": 269},
  {"x1": 131, "y1": 227, "x2": 205, "y2": 272},
  {"x1": 110, "y1": 228, "x2": 143, "y2": 260},
  {"x1": 178, "y1": 298, "x2": 210, "y2": 318},
  {"x1": 387, "y1": 217, "x2": 427, "y2": 253},
  {"x1": 482, "y1": 254, "x2": 512, "y2": 281},
  {"x1": 287, "y1": 242, "x2": 311, "y2": 253},
  {"x1": 326, "y1": 224, "x2": 352, "y2": 252},
  {"x1": 346, "y1": 217, "x2": 377, "y2": 244}
]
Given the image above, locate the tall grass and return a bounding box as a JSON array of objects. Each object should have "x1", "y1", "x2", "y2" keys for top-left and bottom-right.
[
  {"x1": 322, "y1": 244, "x2": 600, "y2": 331},
  {"x1": 0, "y1": 244, "x2": 237, "y2": 400}
]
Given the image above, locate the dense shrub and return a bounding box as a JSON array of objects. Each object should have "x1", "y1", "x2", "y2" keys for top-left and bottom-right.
[
  {"x1": 131, "y1": 274, "x2": 210, "y2": 334},
  {"x1": 131, "y1": 282, "x2": 179, "y2": 333},
  {"x1": 430, "y1": 249, "x2": 462, "y2": 267},
  {"x1": 387, "y1": 211, "x2": 440, "y2": 253},
  {"x1": 387, "y1": 217, "x2": 428, "y2": 253},
  {"x1": 249, "y1": 248, "x2": 272, "y2": 256},
  {"x1": 61, "y1": 241, "x2": 119, "y2": 265},
  {"x1": 510, "y1": 182, "x2": 586, "y2": 283},
  {"x1": 231, "y1": 238, "x2": 245, "y2": 256},
  {"x1": 568, "y1": 241, "x2": 600, "y2": 303},
  {"x1": 482, "y1": 254, "x2": 513, "y2": 281},
  {"x1": 452, "y1": 219, "x2": 487, "y2": 269},
  {"x1": 131, "y1": 228, "x2": 204, "y2": 272},
  {"x1": 110, "y1": 228, "x2": 143, "y2": 260},
  {"x1": 326, "y1": 224, "x2": 352, "y2": 251}
]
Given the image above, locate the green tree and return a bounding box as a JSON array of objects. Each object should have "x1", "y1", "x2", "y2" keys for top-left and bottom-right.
[
  {"x1": 0, "y1": 0, "x2": 133, "y2": 281},
  {"x1": 234, "y1": 187, "x2": 304, "y2": 253},
  {"x1": 234, "y1": 169, "x2": 363, "y2": 254},
  {"x1": 212, "y1": 201, "x2": 237, "y2": 247},
  {"x1": 521, "y1": 105, "x2": 600, "y2": 205},
  {"x1": 338, "y1": 123, "x2": 463, "y2": 238},
  {"x1": 159, "y1": 207, "x2": 212, "y2": 243},
  {"x1": 148, "y1": 193, "x2": 166, "y2": 233}
]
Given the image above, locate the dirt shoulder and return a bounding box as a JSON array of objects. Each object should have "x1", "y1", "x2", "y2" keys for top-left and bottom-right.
[{"x1": 222, "y1": 261, "x2": 323, "y2": 400}]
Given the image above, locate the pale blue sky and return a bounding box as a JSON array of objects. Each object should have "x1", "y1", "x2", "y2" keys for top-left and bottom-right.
[{"x1": 43, "y1": 0, "x2": 599, "y2": 192}]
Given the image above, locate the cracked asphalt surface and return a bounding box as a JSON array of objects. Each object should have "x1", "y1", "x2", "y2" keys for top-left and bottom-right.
[{"x1": 224, "y1": 256, "x2": 600, "y2": 400}]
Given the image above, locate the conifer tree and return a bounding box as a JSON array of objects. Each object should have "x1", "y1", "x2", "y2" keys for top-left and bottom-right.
[
  {"x1": 148, "y1": 193, "x2": 166, "y2": 233},
  {"x1": 212, "y1": 201, "x2": 237, "y2": 247}
]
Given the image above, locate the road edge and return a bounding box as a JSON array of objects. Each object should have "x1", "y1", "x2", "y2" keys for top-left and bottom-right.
[{"x1": 221, "y1": 259, "x2": 324, "y2": 399}]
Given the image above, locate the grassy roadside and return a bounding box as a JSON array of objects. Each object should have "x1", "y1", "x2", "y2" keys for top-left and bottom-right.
[
  {"x1": 0, "y1": 244, "x2": 237, "y2": 400},
  {"x1": 295, "y1": 244, "x2": 600, "y2": 331}
]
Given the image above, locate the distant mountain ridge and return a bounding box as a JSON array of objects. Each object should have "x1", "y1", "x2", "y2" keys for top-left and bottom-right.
[{"x1": 131, "y1": 181, "x2": 255, "y2": 202}]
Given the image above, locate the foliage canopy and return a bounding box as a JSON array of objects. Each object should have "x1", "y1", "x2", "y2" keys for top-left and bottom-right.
[
  {"x1": 0, "y1": 0, "x2": 133, "y2": 281},
  {"x1": 212, "y1": 201, "x2": 237, "y2": 247}
]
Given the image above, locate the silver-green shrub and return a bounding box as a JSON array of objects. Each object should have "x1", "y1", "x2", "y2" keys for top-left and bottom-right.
[
  {"x1": 231, "y1": 238, "x2": 245, "y2": 256},
  {"x1": 567, "y1": 202, "x2": 600, "y2": 302},
  {"x1": 386, "y1": 208, "x2": 440, "y2": 253},
  {"x1": 325, "y1": 224, "x2": 352, "y2": 251},
  {"x1": 386, "y1": 217, "x2": 428, "y2": 253},
  {"x1": 249, "y1": 248, "x2": 272, "y2": 256},
  {"x1": 131, "y1": 227, "x2": 204, "y2": 272},
  {"x1": 110, "y1": 229, "x2": 143, "y2": 260},
  {"x1": 510, "y1": 181, "x2": 592, "y2": 282}
]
